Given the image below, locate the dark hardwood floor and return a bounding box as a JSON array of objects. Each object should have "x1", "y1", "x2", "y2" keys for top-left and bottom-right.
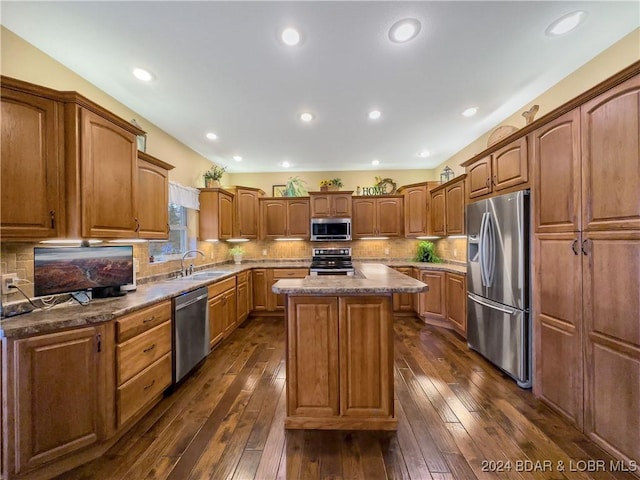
[{"x1": 60, "y1": 315, "x2": 636, "y2": 480}]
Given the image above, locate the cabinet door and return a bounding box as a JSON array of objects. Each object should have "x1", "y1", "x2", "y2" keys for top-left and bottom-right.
[
  {"x1": 81, "y1": 108, "x2": 138, "y2": 238},
  {"x1": 532, "y1": 110, "x2": 582, "y2": 233},
  {"x1": 252, "y1": 269, "x2": 268, "y2": 311},
  {"x1": 352, "y1": 198, "x2": 376, "y2": 237},
  {"x1": 467, "y1": 156, "x2": 491, "y2": 199},
  {"x1": 402, "y1": 185, "x2": 427, "y2": 237},
  {"x1": 236, "y1": 279, "x2": 249, "y2": 324},
  {"x1": 581, "y1": 75, "x2": 640, "y2": 231},
  {"x1": 583, "y1": 231, "x2": 640, "y2": 463},
  {"x1": 533, "y1": 233, "x2": 583, "y2": 428},
  {"x1": 445, "y1": 272, "x2": 467, "y2": 337},
  {"x1": 219, "y1": 192, "x2": 234, "y2": 239},
  {"x1": 236, "y1": 188, "x2": 260, "y2": 238},
  {"x1": 430, "y1": 189, "x2": 446, "y2": 236},
  {"x1": 223, "y1": 290, "x2": 237, "y2": 335},
  {"x1": 392, "y1": 267, "x2": 414, "y2": 312},
  {"x1": 1, "y1": 90, "x2": 63, "y2": 239},
  {"x1": 339, "y1": 297, "x2": 393, "y2": 417},
  {"x1": 261, "y1": 199, "x2": 287, "y2": 238},
  {"x1": 445, "y1": 180, "x2": 465, "y2": 235},
  {"x1": 377, "y1": 197, "x2": 403, "y2": 237},
  {"x1": 491, "y1": 137, "x2": 528, "y2": 192},
  {"x1": 14, "y1": 327, "x2": 103, "y2": 473},
  {"x1": 417, "y1": 271, "x2": 446, "y2": 320},
  {"x1": 310, "y1": 194, "x2": 331, "y2": 217},
  {"x1": 287, "y1": 199, "x2": 310, "y2": 237},
  {"x1": 208, "y1": 294, "x2": 225, "y2": 348},
  {"x1": 137, "y1": 157, "x2": 169, "y2": 239},
  {"x1": 287, "y1": 296, "x2": 339, "y2": 417},
  {"x1": 332, "y1": 194, "x2": 352, "y2": 217}
]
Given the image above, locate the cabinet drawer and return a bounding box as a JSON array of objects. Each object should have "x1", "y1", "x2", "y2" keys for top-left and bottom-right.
[
  {"x1": 273, "y1": 268, "x2": 308, "y2": 279},
  {"x1": 236, "y1": 271, "x2": 248, "y2": 284},
  {"x1": 117, "y1": 353, "x2": 172, "y2": 427},
  {"x1": 117, "y1": 321, "x2": 172, "y2": 385},
  {"x1": 208, "y1": 276, "x2": 236, "y2": 297},
  {"x1": 116, "y1": 301, "x2": 171, "y2": 342}
]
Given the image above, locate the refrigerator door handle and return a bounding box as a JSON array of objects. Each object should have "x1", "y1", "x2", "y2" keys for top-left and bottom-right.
[
  {"x1": 479, "y1": 212, "x2": 488, "y2": 286},
  {"x1": 486, "y1": 212, "x2": 496, "y2": 287},
  {"x1": 467, "y1": 293, "x2": 517, "y2": 315}
]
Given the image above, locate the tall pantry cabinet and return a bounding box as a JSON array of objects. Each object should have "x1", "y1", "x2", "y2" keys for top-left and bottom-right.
[{"x1": 532, "y1": 73, "x2": 640, "y2": 466}]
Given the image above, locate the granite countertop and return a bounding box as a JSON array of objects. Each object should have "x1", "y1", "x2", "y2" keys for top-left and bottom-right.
[
  {"x1": 272, "y1": 263, "x2": 428, "y2": 295},
  {"x1": 0, "y1": 260, "x2": 463, "y2": 338}
]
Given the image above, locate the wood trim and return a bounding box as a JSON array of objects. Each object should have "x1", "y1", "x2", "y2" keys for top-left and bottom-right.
[
  {"x1": 137, "y1": 151, "x2": 175, "y2": 171},
  {"x1": 429, "y1": 174, "x2": 467, "y2": 194},
  {"x1": 461, "y1": 60, "x2": 640, "y2": 168}
]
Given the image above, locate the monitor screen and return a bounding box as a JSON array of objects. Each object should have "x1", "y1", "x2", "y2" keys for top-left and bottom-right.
[{"x1": 34, "y1": 246, "x2": 134, "y2": 297}]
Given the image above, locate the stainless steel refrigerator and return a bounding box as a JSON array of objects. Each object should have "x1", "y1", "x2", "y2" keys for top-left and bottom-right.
[{"x1": 466, "y1": 190, "x2": 531, "y2": 388}]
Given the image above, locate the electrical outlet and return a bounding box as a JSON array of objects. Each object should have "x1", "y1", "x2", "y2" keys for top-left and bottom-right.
[
  {"x1": 384, "y1": 248, "x2": 390, "y2": 255},
  {"x1": 2, "y1": 274, "x2": 18, "y2": 295},
  {"x1": 262, "y1": 249, "x2": 268, "y2": 256},
  {"x1": 453, "y1": 248, "x2": 458, "y2": 258}
]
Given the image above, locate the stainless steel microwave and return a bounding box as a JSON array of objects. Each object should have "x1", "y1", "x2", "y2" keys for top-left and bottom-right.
[{"x1": 310, "y1": 218, "x2": 352, "y2": 241}]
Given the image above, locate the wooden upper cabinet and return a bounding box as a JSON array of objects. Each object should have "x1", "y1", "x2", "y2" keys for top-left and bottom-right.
[
  {"x1": 137, "y1": 152, "x2": 174, "y2": 239},
  {"x1": 79, "y1": 108, "x2": 139, "y2": 238},
  {"x1": 429, "y1": 176, "x2": 465, "y2": 236},
  {"x1": 429, "y1": 189, "x2": 446, "y2": 236},
  {"x1": 199, "y1": 188, "x2": 234, "y2": 240},
  {"x1": 398, "y1": 182, "x2": 440, "y2": 238},
  {"x1": 309, "y1": 191, "x2": 353, "y2": 218},
  {"x1": 465, "y1": 137, "x2": 528, "y2": 201},
  {"x1": 467, "y1": 156, "x2": 492, "y2": 199},
  {"x1": 352, "y1": 196, "x2": 403, "y2": 238},
  {"x1": 1, "y1": 87, "x2": 64, "y2": 239},
  {"x1": 532, "y1": 109, "x2": 582, "y2": 233},
  {"x1": 260, "y1": 198, "x2": 310, "y2": 239},
  {"x1": 581, "y1": 74, "x2": 640, "y2": 231},
  {"x1": 234, "y1": 186, "x2": 263, "y2": 238},
  {"x1": 445, "y1": 178, "x2": 465, "y2": 235}
]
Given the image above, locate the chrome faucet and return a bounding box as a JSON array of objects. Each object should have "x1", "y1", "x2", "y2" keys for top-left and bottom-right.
[{"x1": 181, "y1": 249, "x2": 205, "y2": 276}]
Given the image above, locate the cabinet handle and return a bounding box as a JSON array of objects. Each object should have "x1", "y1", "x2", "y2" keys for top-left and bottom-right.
[
  {"x1": 143, "y1": 380, "x2": 156, "y2": 391},
  {"x1": 96, "y1": 333, "x2": 102, "y2": 353},
  {"x1": 134, "y1": 218, "x2": 140, "y2": 232},
  {"x1": 143, "y1": 343, "x2": 156, "y2": 353},
  {"x1": 143, "y1": 315, "x2": 156, "y2": 323},
  {"x1": 50, "y1": 210, "x2": 55, "y2": 229},
  {"x1": 582, "y1": 239, "x2": 591, "y2": 256},
  {"x1": 486, "y1": 178, "x2": 491, "y2": 188},
  {"x1": 222, "y1": 297, "x2": 227, "y2": 305},
  {"x1": 571, "y1": 239, "x2": 579, "y2": 255},
  {"x1": 492, "y1": 175, "x2": 497, "y2": 186}
]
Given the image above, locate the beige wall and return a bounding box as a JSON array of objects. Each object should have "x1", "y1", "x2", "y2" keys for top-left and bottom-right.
[
  {"x1": 227, "y1": 169, "x2": 438, "y2": 195},
  {"x1": 0, "y1": 26, "x2": 218, "y2": 187},
  {"x1": 434, "y1": 28, "x2": 640, "y2": 176}
]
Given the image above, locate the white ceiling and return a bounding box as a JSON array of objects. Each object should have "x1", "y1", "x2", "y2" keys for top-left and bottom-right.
[{"x1": 2, "y1": 2, "x2": 638, "y2": 173}]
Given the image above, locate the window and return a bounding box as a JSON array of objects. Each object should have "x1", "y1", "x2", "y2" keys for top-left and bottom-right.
[{"x1": 148, "y1": 204, "x2": 195, "y2": 260}]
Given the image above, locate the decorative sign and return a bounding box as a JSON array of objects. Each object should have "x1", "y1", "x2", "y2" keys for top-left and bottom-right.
[
  {"x1": 360, "y1": 185, "x2": 387, "y2": 195},
  {"x1": 357, "y1": 177, "x2": 397, "y2": 195}
]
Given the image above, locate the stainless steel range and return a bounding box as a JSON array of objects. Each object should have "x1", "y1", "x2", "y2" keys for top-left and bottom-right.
[{"x1": 309, "y1": 248, "x2": 355, "y2": 276}]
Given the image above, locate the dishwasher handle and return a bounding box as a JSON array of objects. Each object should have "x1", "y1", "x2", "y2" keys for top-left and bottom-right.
[{"x1": 175, "y1": 292, "x2": 208, "y2": 311}]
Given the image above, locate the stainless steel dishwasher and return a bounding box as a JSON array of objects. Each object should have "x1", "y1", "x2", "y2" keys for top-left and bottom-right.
[{"x1": 172, "y1": 286, "x2": 209, "y2": 384}]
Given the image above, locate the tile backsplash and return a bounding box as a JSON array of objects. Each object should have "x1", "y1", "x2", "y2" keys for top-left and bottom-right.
[{"x1": 0, "y1": 236, "x2": 466, "y2": 304}]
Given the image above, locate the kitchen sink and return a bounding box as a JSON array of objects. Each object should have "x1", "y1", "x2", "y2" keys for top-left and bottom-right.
[{"x1": 190, "y1": 270, "x2": 229, "y2": 278}]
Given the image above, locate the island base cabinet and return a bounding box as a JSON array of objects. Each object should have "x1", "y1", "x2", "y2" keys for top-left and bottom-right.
[{"x1": 285, "y1": 295, "x2": 396, "y2": 430}]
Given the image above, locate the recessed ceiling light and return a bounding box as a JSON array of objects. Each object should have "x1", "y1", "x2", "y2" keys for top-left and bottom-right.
[
  {"x1": 418, "y1": 150, "x2": 430, "y2": 158},
  {"x1": 368, "y1": 110, "x2": 382, "y2": 120},
  {"x1": 281, "y1": 27, "x2": 301, "y2": 46},
  {"x1": 389, "y1": 18, "x2": 421, "y2": 43},
  {"x1": 462, "y1": 106, "x2": 478, "y2": 118},
  {"x1": 282, "y1": 161, "x2": 291, "y2": 168},
  {"x1": 372, "y1": 159, "x2": 380, "y2": 166},
  {"x1": 133, "y1": 67, "x2": 154, "y2": 82},
  {"x1": 546, "y1": 11, "x2": 587, "y2": 36},
  {"x1": 300, "y1": 112, "x2": 314, "y2": 122},
  {"x1": 233, "y1": 156, "x2": 242, "y2": 162},
  {"x1": 206, "y1": 132, "x2": 218, "y2": 140}
]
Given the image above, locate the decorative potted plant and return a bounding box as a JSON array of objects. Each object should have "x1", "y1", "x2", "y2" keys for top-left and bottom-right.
[
  {"x1": 415, "y1": 241, "x2": 442, "y2": 263},
  {"x1": 229, "y1": 245, "x2": 245, "y2": 264},
  {"x1": 319, "y1": 178, "x2": 343, "y2": 191},
  {"x1": 284, "y1": 176, "x2": 308, "y2": 197},
  {"x1": 203, "y1": 164, "x2": 226, "y2": 188}
]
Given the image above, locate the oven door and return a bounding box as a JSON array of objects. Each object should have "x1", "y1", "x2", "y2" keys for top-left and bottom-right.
[{"x1": 311, "y1": 218, "x2": 351, "y2": 241}]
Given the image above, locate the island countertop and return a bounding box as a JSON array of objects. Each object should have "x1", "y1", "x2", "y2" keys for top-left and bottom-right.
[{"x1": 272, "y1": 263, "x2": 428, "y2": 295}]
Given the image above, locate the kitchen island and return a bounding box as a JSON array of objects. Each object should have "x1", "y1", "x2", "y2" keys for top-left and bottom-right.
[{"x1": 272, "y1": 263, "x2": 427, "y2": 430}]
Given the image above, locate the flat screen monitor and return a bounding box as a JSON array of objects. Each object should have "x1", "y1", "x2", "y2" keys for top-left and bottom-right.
[{"x1": 34, "y1": 246, "x2": 134, "y2": 297}]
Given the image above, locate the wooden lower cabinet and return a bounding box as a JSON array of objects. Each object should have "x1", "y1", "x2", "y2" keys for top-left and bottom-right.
[
  {"x1": 208, "y1": 276, "x2": 237, "y2": 345},
  {"x1": 268, "y1": 268, "x2": 309, "y2": 311},
  {"x1": 252, "y1": 268, "x2": 268, "y2": 311},
  {"x1": 5, "y1": 325, "x2": 110, "y2": 477},
  {"x1": 285, "y1": 295, "x2": 395, "y2": 430},
  {"x1": 445, "y1": 272, "x2": 467, "y2": 337},
  {"x1": 392, "y1": 267, "x2": 414, "y2": 313},
  {"x1": 414, "y1": 270, "x2": 446, "y2": 322},
  {"x1": 236, "y1": 271, "x2": 250, "y2": 324}
]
